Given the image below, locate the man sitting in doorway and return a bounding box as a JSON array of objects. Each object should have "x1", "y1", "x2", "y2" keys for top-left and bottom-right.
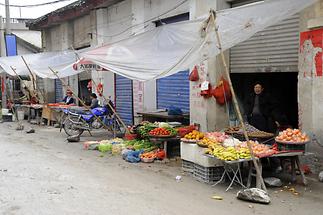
[{"x1": 244, "y1": 82, "x2": 278, "y2": 132}]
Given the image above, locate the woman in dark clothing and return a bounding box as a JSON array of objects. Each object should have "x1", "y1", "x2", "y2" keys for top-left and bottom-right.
[{"x1": 245, "y1": 83, "x2": 278, "y2": 132}]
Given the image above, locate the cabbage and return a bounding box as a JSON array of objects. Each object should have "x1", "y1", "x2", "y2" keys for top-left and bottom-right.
[{"x1": 159, "y1": 122, "x2": 170, "y2": 128}]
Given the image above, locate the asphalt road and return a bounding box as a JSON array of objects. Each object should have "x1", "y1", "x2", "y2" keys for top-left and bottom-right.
[{"x1": 0, "y1": 122, "x2": 322, "y2": 215}]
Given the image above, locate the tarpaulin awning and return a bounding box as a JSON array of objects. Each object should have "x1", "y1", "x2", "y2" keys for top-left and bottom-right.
[
  {"x1": 0, "y1": 0, "x2": 317, "y2": 80},
  {"x1": 0, "y1": 50, "x2": 79, "y2": 78}
]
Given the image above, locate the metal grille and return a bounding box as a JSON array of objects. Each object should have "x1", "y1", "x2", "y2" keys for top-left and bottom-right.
[{"x1": 115, "y1": 74, "x2": 133, "y2": 125}]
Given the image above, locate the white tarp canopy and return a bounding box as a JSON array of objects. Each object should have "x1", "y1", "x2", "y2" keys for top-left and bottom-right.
[
  {"x1": 0, "y1": 0, "x2": 317, "y2": 81},
  {"x1": 0, "y1": 50, "x2": 79, "y2": 78},
  {"x1": 80, "y1": 0, "x2": 316, "y2": 81}
]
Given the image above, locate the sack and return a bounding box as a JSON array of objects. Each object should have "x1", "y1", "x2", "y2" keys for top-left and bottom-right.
[{"x1": 189, "y1": 66, "x2": 199, "y2": 81}]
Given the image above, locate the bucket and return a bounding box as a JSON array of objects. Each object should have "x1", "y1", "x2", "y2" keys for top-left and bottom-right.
[{"x1": 17, "y1": 110, "x2": 25, "y2": 121}]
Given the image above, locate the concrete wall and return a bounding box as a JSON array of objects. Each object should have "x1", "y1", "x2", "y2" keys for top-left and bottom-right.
[
  {"x1": 299, "y1": 0, "x2": 323, "y2": 171},
  {"x1": 189, "y1": 0, "x2": 230, "y2": 132}
]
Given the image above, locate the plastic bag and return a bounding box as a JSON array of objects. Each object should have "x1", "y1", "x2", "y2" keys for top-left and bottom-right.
[
  {"x1": 212, "y1": 77, "x2": 232, "y2": 105},
  {"x1": 189, "y1": 65, "x2": 199, "y2": 81}
]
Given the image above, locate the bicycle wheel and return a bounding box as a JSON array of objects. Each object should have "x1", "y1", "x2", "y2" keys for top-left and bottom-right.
[{"x1": 63, "y1": 117, "x2": 84, "y2": 136}]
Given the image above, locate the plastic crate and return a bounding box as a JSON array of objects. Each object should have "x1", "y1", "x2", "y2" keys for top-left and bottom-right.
[
  {"x1": 182, "y1": 160, "x2": 194, "y2": 173},
  {"x1": 277, "y1": 142, "x2": 306, "y2": 152},
  {"x1": 193, "y1": 163, "x2": 224, "y2": 184}
]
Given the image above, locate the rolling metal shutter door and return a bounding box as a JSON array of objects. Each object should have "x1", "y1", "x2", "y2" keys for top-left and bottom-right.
[
  {"x1": 157, "y1": 70, "x2": 190, "y2": 112},
  {"x1": 55, "y1": 79, "x2": 63, "y2": 103},
  {"x1": 230, "y1": 1, "x2": 300, "y2": 73},
  {"x1": 115, "y1": 75, "x2": 133, "y2": 125}
]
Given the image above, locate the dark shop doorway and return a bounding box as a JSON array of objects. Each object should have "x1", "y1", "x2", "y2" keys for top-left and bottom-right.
[{"x1": 231, "y1": 72, "x2": 298, "y2": 128}]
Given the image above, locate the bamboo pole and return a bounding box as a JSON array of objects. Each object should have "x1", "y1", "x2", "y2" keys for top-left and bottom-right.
[
  {"x1": 48, "y1": 67, "x2": 110, "y2": 131},
  {"x1": 5, "y1": 68, "x2": 22, "y2": 125},
  {"x1": 90, "y1": 73, "x2": 129, "y2": 134},
  {"x1": 21, "y1": 56, "x2": 46, "y2": 103},
  {"x1": 10, "y1": 66, "x2": 32, "y2": 99},
  {"x1": 211, "y1": 11, "x2": 266, "y2": 191},
  {"x1": 71, "y1": 49, "x2": 129, "y2": 133}
]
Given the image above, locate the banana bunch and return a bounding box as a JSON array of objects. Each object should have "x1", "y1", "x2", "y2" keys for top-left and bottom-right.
[
  {"x1": 237, "y1": 147, "x2": 251, "y2": 159},
  {"x1": 212, "y1": 146, "x2": 239, "y2": 161}
]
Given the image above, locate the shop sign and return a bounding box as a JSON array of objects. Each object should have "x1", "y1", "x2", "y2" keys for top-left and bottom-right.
[{"x1": 72, "y1": 59, "x2": 105, "y2": 71}]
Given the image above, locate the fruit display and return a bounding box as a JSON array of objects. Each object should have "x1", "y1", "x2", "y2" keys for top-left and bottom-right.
[
  {"x1": 238, "y1": 141, "x2": 276, "y2": 158},
  {"x1": 197, "y1": 137, "x2": 218, "y2": 148},
  {"x1": 275, "y1": 128, "x2": 309, "y2": 143},
  {"x1": 183, "y1": 130, "x2": 204, "y2": 141},
  {"x1": 148, "y1": 127, "x2": 177, "y2": 137},
  {"x1": 177, "y1": 125, "x2": 197, "y2": 137},
  {"x1": 222, "y1": 137, "x2": 241, "y2": 147},
  {"x1": 205, "y1": 132, "x2": 229, "y2": 143},
  {"x1": 210, "y1": 145, "x2": 239, "y2": 161}
]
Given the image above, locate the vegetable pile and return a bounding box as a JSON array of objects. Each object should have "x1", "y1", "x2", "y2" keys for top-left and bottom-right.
[
  {"x1": 149, "y1": 127, "x2": 177, "y2": 136},
  {"x1": 124, "y1": 139, "x2": 156, "y2": 151}
]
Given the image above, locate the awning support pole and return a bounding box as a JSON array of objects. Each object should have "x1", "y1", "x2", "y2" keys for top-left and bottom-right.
[
  {"x1": 21, "y1": 56, "x2": 46, "y2": 103},
  {"x1": 211, "y1": 10, "x2": 267, "y2": 192}
]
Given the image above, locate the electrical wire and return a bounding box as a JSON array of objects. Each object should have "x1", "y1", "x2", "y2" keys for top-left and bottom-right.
[{"x1": 0, "y1": 0, "x2": 76, "y2": 8}]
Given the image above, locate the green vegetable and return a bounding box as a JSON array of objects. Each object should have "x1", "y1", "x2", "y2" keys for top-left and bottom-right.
[
  {"x1": 98, "y1": 143, "x2": 112, "y2": 152},
  {"x1": 137, "y1": 123, "x2": 157, "y2": 139},
  {"x1": 165, "y1": 127, "x2": 177, "y2": 136}
]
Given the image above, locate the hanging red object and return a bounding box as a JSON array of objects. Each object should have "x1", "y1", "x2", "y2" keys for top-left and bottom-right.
[
  {"x1": 96, "y1": 83, "x2": 103, "y2": 97},
  {"x1": 189, "y1": 65, "x2": 199, "y2": 81},
  {"x1": 1, "y1": 77, "x2": 4, "y2": 93},
  {"x1": 212, "y1": 77, "x2": 232, "y2": 105},
  {"x1": 87, "y1": 80, "x2": 92, "y2": 91}
]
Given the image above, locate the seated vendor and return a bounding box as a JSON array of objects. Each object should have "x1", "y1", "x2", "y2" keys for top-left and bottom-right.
[
  {"x1": 90, "y1": 93, "x2": 99, "y2": 109},
  {"x1": 62, "y1": 90, "x2": 75, "y2": 105}
]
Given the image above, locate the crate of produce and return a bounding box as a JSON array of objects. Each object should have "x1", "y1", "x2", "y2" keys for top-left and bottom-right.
[
  {"x1": 193, "y1": 163, "x2": 224, "y2": 184},
  {"x1": 180, "y1": 142, "x2": 197, "y2": 163},
  {"x1": 182, "y1": 159, "x2": 194, "y2": 173}
]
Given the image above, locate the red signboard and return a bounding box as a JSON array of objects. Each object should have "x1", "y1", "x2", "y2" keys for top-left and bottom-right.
[{"x1": 300, "y1": 29, "x2": 323, "y2": 77}]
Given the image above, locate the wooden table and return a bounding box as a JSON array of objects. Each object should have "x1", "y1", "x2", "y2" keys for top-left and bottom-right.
[{"x1": 137, "y1": 111, "x2": 189, "y2": 124}]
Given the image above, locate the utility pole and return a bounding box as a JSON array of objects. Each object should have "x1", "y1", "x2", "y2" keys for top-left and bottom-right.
[{"x1": 1, "y1": 0, "x2": 10, "y2": 109}]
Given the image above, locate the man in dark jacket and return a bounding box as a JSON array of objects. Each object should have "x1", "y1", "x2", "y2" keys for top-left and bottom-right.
[{"x1": 245, "y1": 83, "x2": 278, "y2": 132}]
